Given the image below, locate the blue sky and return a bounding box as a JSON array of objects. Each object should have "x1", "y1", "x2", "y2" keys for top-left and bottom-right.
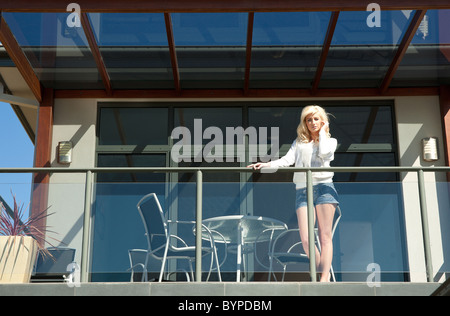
[{"x1": 0, "y1": 102, "x2": 34, "y2": 216}]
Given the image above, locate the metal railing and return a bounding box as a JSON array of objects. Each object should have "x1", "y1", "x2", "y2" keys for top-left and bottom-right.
[{"x1": 1, "y1": 166, "x2": 449, "y2": 283}]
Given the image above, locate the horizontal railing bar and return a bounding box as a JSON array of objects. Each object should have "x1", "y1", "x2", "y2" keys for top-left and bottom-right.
[{"x1": 0, "y1": 166, "x2": 449, "y2": 173}]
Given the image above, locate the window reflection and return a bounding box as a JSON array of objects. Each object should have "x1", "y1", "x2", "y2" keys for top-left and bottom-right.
[
  {"x1": 391, "y1": 10, "x2": 450, "y2": 87},
  {"x1": 99, "y1": 107, "x2": 169, "y2": 146},
  {"x1": 250, "y1": 12, "x2": 330, "y2": 89},
  {"x1": 97, "y1": 154, "x2": 166, "y2": 183},
  {"x1": 320, "y1": 11, "x2": 415, "y2": 88},
  {"x1": 172, "y1": 13, "x2": 248, "y2": 89},
  {"x1": 249, "y1": 103, "x2": 397, "y2": 183}
]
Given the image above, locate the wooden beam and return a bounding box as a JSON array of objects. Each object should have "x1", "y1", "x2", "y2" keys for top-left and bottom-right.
[
  {"x1": 438, "y1": 10, "x2": 450, "y2": 63},
  {"x1": 440, "y1": 86, "x2": 450, "y2": 182},
  {"x1": 0, "y1": 15, "x2": 42, "y2": 102},
  {"x1": 32, "y1": 88, "x2": 53, "y2": 246},
  {"x1": 380, "y1": 10, "x2": 427, "y2": 93},
  {"x1": 53, "y1": 86, "x2": 440, "y2": 99},
  {"x1": 244, "y1": 12, "x2": 254, "y2": 94},
  {"x1": 311, "y1": 11, "x2": 339, "y2": 94},
  {"x1": 81, "y1": 12, "x2": 112, "y2": 95},
  {"x1": 164, "y1": 13, "x2": 181, "y2": 94},
  {"x1": 0, "y1": 0, "x2": 449, "y2": 13}
]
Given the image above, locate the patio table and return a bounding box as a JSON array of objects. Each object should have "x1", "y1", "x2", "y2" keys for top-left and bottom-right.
[{"x1": 202, "y1": 215, "x2": 288, "y2": 282}]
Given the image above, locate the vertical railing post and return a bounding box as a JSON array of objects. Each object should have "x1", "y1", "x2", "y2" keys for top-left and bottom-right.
[
  {"x1": 195, "y1": 170, "x2": 203, "y2": 282},
  {"x1": 307, "y1": 170, "x2": 317, "y2": 282},
  {"x1": 81, "y1": 170, "x2": 93, "y2": 283},
  {"x1": 417, "y1": 169, "x2": 433, "y2": 282}
]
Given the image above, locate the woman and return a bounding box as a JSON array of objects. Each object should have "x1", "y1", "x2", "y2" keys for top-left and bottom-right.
[{"x1": 248, "y1": 105, "x2": 339, "y2": 282}]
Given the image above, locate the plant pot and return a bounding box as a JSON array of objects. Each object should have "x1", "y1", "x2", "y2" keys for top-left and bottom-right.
[{"x1": 0, "y1": 236, "x2": 39, "y2": 283}]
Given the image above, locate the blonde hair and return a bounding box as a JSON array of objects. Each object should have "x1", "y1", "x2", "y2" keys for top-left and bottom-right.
[{"x1": 297, "y1": 105, "x2": 331, "y2": 143}]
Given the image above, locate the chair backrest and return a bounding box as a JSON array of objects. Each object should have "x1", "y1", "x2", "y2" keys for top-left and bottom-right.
[
  {"x1": 136, "y1": 193, "x2": 168, "y2": 256},
  {"x1": 34, "y1": 247, "x2": 76, "y2": 274},
  {"x1": 128, "y1": 249, "x2": 148, "y2": 272}
]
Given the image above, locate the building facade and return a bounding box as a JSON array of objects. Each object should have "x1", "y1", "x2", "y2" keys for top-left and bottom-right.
[{"x1": 0, "y1": 1, "x2": 449, "y2": 283}]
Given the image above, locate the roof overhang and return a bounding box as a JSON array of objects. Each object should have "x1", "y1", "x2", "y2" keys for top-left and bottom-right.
[
  {"x1": 0, "y1": 1, "x2": 449, "y2": 141},
  {"x1": 0, "y1": 0, "x2": 449, "y2": 13}
]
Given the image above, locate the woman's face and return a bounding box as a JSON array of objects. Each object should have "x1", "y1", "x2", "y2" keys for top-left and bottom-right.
[{"x1": 305, "y1": 113, "x2": 324, "y2": 135}]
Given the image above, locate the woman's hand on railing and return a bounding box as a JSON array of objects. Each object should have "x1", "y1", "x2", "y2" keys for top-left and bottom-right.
[{"x1": 247, "y1": 162, "x2": 270, "y2": 170}]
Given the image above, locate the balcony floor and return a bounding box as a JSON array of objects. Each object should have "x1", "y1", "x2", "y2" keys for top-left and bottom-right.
[{"x1": 0, "y1": 282, "x2": 441, "y2": 296}]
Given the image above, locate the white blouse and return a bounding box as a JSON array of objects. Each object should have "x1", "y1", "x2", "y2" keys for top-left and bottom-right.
[{"x1": 268, "y1": 128, "x2": 338, "y2": 189}]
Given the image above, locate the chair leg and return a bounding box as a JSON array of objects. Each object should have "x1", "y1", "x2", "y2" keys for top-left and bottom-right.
[
  {"x1": 143, "y1": 255, "x2": 149, "y2": 282},
  {"x1": 159, "y1": 247, "x2": 170, "y2": 282},
  {"x1": 281, "y1": 266, "x2": 287, "y2": 282},
  {"x1": 242, "y1": 252, "x2": 247, "y2": 281},
  {"x1": 268, "y1": 256, "x2": 274, "y2": 282},
  {"x1": 159, "y1": 260, "x2": 166, "y2": 282},
  {"x1": 141, "y1": 267, "x2": 148, "y2": 282},
  {"x1": 184, "y1": 270, "x2": 191, "y2": 282},
  {"x1": 214, "y1": 248, "x2": 222, "y2": 282},
  {"x1": 268, "y1": 259, "x2": 281, "y2": 282},
  {"x1": 205, "y1": 247, "x2": 223, "y2": 282},
  {"x1": 188, "y1": 260, "x2": 195, "y2": 282},
  {"x1": 206, "y1": 251, "x2": 214, "y2": 282}
]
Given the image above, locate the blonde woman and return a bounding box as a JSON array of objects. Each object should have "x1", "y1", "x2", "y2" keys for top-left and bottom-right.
[{"x1": 248, "y1": 105, "x2": 339, "y2": 282}]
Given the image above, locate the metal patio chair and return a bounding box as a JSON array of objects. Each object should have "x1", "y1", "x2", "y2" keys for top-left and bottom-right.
[
  {"x1": 128, "y1": 249, "x2": 148, "y2": 282},
  {"x1": 136, "y1": 193, "x2": 222, "y2": 282},
  {"x1": 128, "y1": 249, "x2": 193, "y2": 282},
  {"x1": 268, "y1": 205, "x2": 342, "y2": 282}
]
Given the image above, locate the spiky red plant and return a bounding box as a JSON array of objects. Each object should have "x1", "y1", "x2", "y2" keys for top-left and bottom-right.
[{"x1": 0, "y1": 193, "x2": 58, "y2": 250}]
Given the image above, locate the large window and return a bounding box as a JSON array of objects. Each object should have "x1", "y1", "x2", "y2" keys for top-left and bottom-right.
[
  {"x1": 97, "y1": 101, "x2": 398, "y2": 177},
  {"x1": 92, "y1": 101, "x2": 407, "y2": 282},
  {"x1": 249, "y1": 101, "x2": 398, "y2": 183}
]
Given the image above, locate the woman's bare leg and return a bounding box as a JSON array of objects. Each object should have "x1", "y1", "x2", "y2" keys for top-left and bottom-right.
[
  {"x1": 315, "y1": 203, "x2": 336, "y2": 282},
  {"x1": 296, "y1": 207, "x2": 321, "y2": 270}
]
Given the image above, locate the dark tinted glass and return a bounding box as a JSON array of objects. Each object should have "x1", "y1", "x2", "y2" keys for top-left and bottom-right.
[
  {"x1": 97, "y1": 154, "x2": 166, "y2": 183},
  {"x1": 99, "y1": 107, "x2": 169, "y2": 146},
  {"x1": 249, "y1": 103, "x2": 397, "y2": 182}
]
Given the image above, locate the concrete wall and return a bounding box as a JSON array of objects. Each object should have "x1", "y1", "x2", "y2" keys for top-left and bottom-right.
[
  {"x1": 47, "y1": 99, "x2": 97, "y2": 265},
  {"x1": 396, "y1": 96, "x2": 450, "y2": 282}
]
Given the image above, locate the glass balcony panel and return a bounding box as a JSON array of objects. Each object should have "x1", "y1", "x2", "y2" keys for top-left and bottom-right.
[
  {"x1": 391, "y1": 10, "x2": 450, "y2": 87},
  {"x1": 6, "y1": 171, "x2": 444, "y2": 281},
  {"x1": 86, "y1": 178, "x2": 450, "y2": 282},
  {"x1": 88, "y1": 13, "x2": 174, "y2": 90},
  {"x1": 250, "y1": 12, "x2": 331, "y2": 89},
  {"x1": 171, "y1": 13, "x2": 248, "y2": 89},
  {"x1": 319, "y1": 10, "x2": 415, "y2": 88},
  {"x1": 3, "y1": 12, "x2": 104, "y2": 90}
]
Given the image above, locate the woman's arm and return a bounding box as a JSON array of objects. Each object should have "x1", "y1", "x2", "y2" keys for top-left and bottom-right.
[
  {"x1": 248, "y1": 140, "x2": 297, "y2": 169},
  {"x1": 318, "y1": 123, "x2": 337, "y2": 159}
]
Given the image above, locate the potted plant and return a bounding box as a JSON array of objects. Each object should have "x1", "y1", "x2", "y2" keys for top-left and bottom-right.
[{"x1": 0, "y1": 194, "x2": 55, "y2": 283}]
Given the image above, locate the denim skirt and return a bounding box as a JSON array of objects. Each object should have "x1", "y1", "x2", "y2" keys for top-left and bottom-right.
[{"x1": 295, "y1": 183, "x2": 339, "y2": 210}]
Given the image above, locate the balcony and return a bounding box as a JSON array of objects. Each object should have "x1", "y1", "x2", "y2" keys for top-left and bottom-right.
[{"x1": 0, "y1": 166, "x2": 449, "y2": 296}]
